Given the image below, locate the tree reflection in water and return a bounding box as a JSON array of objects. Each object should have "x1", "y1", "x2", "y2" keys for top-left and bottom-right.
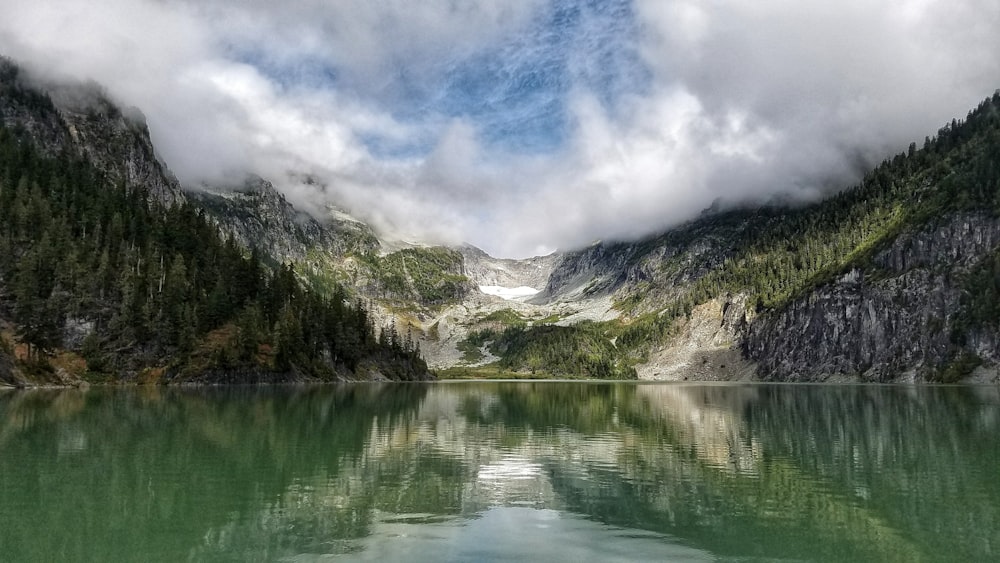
[{"x1": 0, "y1": 383, "x2": 997, "y2": 562}]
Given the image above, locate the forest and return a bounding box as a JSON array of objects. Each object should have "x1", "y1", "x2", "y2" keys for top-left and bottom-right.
[{"x1": 0, "y1": 107, "x2": 428, "y2": 384}]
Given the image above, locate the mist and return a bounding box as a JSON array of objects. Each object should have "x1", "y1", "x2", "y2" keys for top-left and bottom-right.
[{"x1": 1, "y1": 0, "x2": 998, "y2": 257}]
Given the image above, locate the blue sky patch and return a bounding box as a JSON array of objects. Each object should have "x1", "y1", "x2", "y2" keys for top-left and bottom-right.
[
  {"x1": 233, "y1": 0, "x2": 649, "y2": 159},
  {"x1": 377, "y1": 0, "x2": 648, "y2": 157}
]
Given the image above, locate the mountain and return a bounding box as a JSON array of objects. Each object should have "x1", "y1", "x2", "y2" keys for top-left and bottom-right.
[
  {"x1": 0, "y1": 59, "x2": 184, "y2": 208},
  {"x1": 0, "y1": 58, "x2": 430, "y2": 386},
  {"x1": 488, "y1": 91, "x2": 1000, "y2": 382},
  {"x1": 458, "y1": 244, "x2": 559, "y2": 291},
  {"x1": 3, "y1": 54, "x2": 1000, "y2": 384},
  {"x1": 189, "y1": 175, "x2": 380, "y2": 265}
]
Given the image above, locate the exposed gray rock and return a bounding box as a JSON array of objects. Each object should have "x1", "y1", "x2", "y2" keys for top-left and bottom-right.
[
  {"x1": 0, "y1": 58, "x2": 185, "y2": 208},
  {"x1": 536, "y1": 243, "x2": 629, "y2": 302},
  {"x1": 638, "y1": 294, "x2": 755, "y2": 381},
  {"x1": 745, "y1": 213, "x2": 1000, "y2": 381},
  {"x1": 536, "y1": 214, "x2": 751, "y2": 308},
  {"x1": 56, "y1": 95, "x2": 185, "y2": 207},
  {"x1": 457, "y1": 244, "x2": 559, "y2": 289},
  {"x1": 62, "y1": 318, "x2": 95, "y2": 350},
  {"x1": 189, "y1": 176, "x2": 378, "y2": 264},
  {"x1": 874, "y1": 213, "x2": 1000, "y2": 272}
]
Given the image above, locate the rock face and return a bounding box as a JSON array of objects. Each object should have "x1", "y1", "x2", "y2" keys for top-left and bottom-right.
[
  {"x1": 638, "y1": 295, "x2": 756, "y2": 381},
  {"x1": 745, "y1": 213, "x2": 1000, "y2": 381},
  {"x1": 536, "y1": 213, "x2": 752, "y2": 308},
  {"x1": 0, "y1": 58, "x2": 185, "y2": 208},
  {"x1": 458, "y1": 244, "x2": 559, "y2": 290},
  {"x1": 536, "y1": 243, "x2": 630, "y2": 301},
  {"x1": 190, "y1": 176, "x2": 378, "y2": 264},
  {"x1": 0, "y1": 63, "x2": 67, "y2": 154},
  {"x1": 54, "y1": 92, "x2": 184, "y2": 208}
]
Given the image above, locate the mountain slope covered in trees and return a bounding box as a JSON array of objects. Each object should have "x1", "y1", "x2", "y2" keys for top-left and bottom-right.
[{"x1": 0, "y1": 60, "x2": 429, "y2": 386}]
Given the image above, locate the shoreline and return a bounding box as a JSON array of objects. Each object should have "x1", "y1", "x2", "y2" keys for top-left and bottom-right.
[{"x1": 3, "y1": 378, "x2": 999, "y2": 391}]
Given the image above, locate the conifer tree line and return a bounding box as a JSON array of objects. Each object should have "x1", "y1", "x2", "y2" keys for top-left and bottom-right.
[{"x1": 0, "y1": 121, "x2": 428, "y2": 382}]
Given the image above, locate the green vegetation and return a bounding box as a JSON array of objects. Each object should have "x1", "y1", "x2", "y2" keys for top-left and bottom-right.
[
  {"x1": 473, "y1": 308, "x2": 527, "y2": 328},
  {"x1": 456, "y1": 339, "x2": 486, "y2": 364},
  {"x1": 956, "y1": 245, "x2": 1000, "y2": 338},
  {"x1": 356, "y1": 246, "x2": 469, "y2": 306},
  {"x1": 464, "y1": 322, "x2": 636, "y2": 380},
  {"x1": 0, "y1": 90, "x2": 427, "y2": 383},
  {"x1": 934, "y1": 351, "x2": 983, "y2": 384},
  {"x1": 532, "y1": 312, "x2": 565, "y2": 325}
]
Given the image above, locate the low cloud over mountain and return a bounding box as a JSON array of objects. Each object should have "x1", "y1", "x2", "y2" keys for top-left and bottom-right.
[{"x1": 3, "y1": 0, "x2": 998, "y2": 256}]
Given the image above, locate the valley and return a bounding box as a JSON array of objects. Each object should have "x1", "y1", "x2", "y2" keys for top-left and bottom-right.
[{"x1": 2, "y1": 56, "x2": 1000, "y2": 385}]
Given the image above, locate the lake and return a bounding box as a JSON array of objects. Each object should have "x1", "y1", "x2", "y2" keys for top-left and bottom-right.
[{"x1": 0, "y1": 382, "x2": 997, "y2": 562}]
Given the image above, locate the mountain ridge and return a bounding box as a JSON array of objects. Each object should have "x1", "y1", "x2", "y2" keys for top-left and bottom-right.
[
  {"x1": 3, "y1": 54, "x2": 1000, "y2": 383},
  {"x1": 0, "y1": 59, "x2": 431, "y2": 386}
]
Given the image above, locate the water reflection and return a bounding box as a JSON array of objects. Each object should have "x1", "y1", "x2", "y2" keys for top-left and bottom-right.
[{"x1": 0, "y1": 383, "x2": 998, "y2": 562}]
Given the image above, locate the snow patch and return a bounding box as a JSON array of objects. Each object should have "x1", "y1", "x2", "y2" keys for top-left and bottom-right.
[{"x1": 479, "y1": 285, "x2": 540, "y2": 300}]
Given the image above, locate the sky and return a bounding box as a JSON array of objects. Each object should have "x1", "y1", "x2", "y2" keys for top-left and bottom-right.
[{"x1": 1, "y1": 0, "x2": 999, "y2": 258}]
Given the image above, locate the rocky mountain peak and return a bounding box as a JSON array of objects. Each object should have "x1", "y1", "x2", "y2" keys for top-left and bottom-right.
[
  {"x1": 189, "y1": 175, "x2": 380, "y2": 264},
  {"x1": 0, "y1": 57, "x2": 185, "y2": 208}
]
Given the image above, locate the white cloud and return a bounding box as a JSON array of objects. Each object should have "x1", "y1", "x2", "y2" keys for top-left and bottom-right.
[{"x1": 1, "y1": 0, "x2": 998, "y2": 258}]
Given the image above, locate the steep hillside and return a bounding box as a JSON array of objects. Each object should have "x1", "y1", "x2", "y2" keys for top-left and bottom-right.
[
  {"x1": 190, "y1": 176, "x2": 379, "y2": 264},
  {"x1": 0, "y1": 60, "x2": 430, "y2": 386},
  {"x1": 500, "y1": 90, "x2": 1000, "y2": 382},
  {"x1": 189, "y1": 176, "x2": 477, "y2": 310},
  {"x1": 0, "y1": 58, "x2": 184, "y2": 207},
  {"x1": 458, "y1": 244, "x2": 559, "y2": 291},
  {"x1": 6, "y1": 54, "x2": 999, "y2": 383}
]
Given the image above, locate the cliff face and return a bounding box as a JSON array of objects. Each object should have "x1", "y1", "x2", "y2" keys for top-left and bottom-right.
[
  {"x1": 0, "y1": 59, "x2": 184, "y2": 207},
  {"x1": 54, "y1": 92, "x2": 184, "y2": 208},
  {"x1": 745, "y1": 213, "x2": 1000, "y2": 382},
  {"x1": 190, "y1": 176, "x2": 379, "y2": 264},
  {"x1": 0, "y1": 63, "x2": 66, "y2": 154},
  {"x1": 537, "y1": 213, "x2": 753, "y2": 309},
  {"x1": 537, "y1": 243, "x2": 630, "y2": 301},
  {"x1": 637, "y1": 294, "x2": 756, "y2": 381},
  {"x1": 458, "y1": 244, "x2": 559, "y2": 290},
  {"x1": 0, "y1": 350, "x2": 14, "y2": 386}
]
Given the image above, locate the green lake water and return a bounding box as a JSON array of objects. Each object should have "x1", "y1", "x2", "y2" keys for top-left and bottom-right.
[{"x1": 0, "y1": 382, "x2": 998, "y2": 562}]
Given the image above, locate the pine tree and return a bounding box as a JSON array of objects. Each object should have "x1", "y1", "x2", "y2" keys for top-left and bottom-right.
[
  {"x1": 12, "y1": 249, "x2": 62, "y2": 358},
  {"x1": 274, "y1": 304, "x2": 304, "y2": 371}
]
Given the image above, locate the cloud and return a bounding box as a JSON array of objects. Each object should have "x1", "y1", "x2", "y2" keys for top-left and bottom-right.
[{"x1": 1, "y1": 0, "x2": 999, "y2": 258}]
